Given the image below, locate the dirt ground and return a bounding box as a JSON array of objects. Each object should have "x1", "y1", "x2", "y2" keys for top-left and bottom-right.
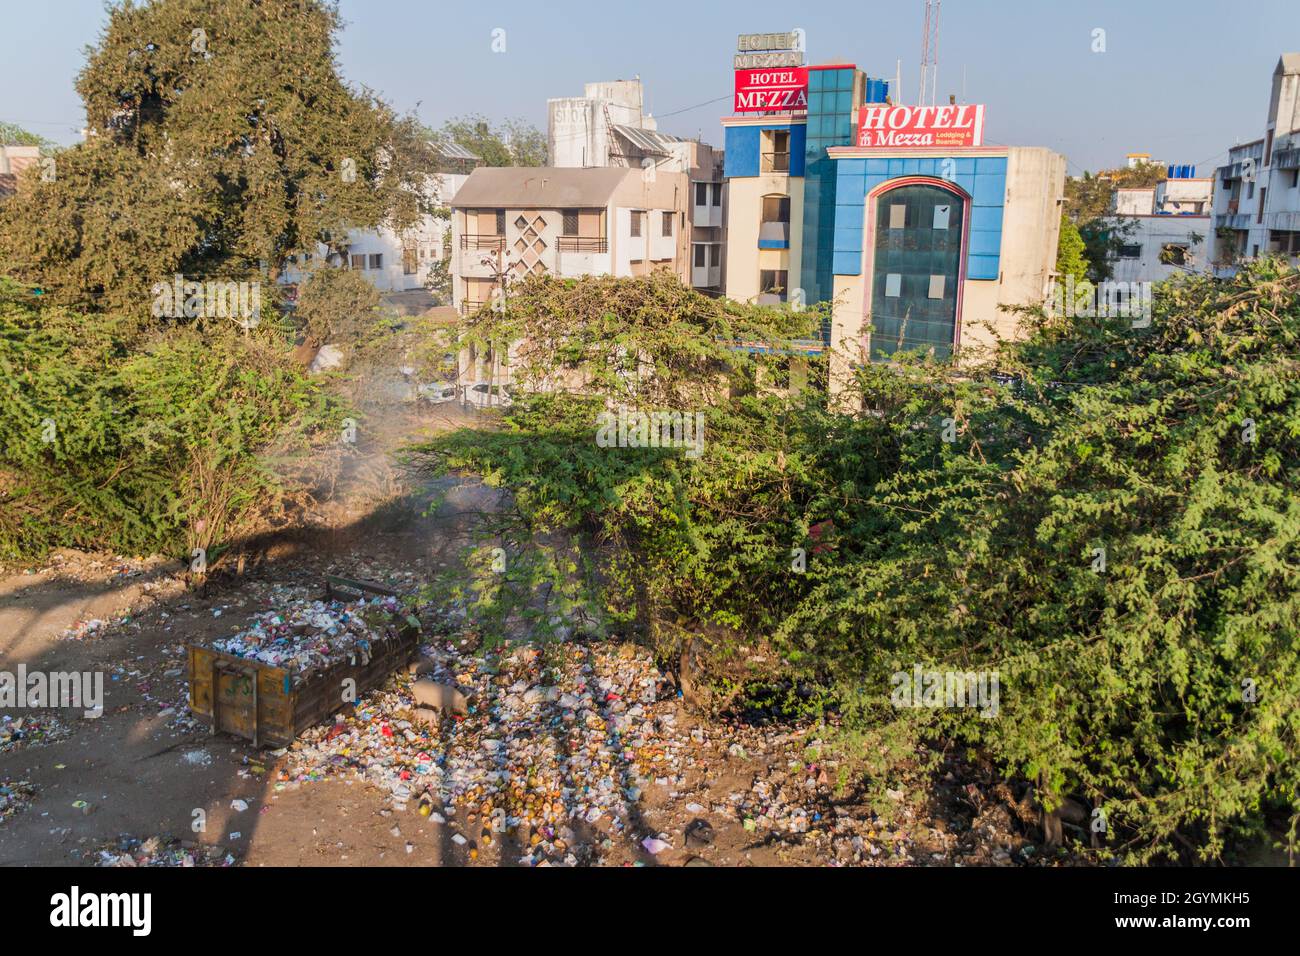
[{"x1": 0, "y1": 402, "x2": 1076, "y2": 868}]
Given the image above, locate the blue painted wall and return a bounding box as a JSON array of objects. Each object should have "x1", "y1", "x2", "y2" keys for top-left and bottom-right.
[
  {"x1": 829, "y1": 155, "x2": 1008, "y2": 280},
  {"x1": 724, "y1": 123, "x2": 807, "y2": 179}
]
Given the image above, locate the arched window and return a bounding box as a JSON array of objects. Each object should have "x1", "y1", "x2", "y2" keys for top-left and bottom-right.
[
  {"x1": 760, "y1": 193, "x2": 791, "y2": 247},
  {"x1": 868, "y1": 182, "x2": 965, "y2": 360}
]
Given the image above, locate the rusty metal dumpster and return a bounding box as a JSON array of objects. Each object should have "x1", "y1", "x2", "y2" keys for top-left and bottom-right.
[{"x1": 187, "y1": 576, "x2": 419, "y2": 747}]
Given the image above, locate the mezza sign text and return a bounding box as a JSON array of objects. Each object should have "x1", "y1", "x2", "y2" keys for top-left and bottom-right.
[
  {"x1": 733, "y1": 67, "x2": 808, "y2": 112},
  {"x1": 857, "y1": 104, "x2": 986, "y2": 148}
]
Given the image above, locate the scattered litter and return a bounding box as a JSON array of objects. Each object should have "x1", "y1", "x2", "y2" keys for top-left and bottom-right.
[
  {"x1": 0, "y1": 780, "x2": 37, "y2": 823},
  {"x1": 0, "y1": 714, "x2": 73, "y2": 754},
  {"x1": 90, "y1": 835, "x2": 237, "y2": 867}
]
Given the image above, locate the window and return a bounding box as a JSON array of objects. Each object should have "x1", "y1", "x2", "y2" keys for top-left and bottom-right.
[
  {"x1": 1291, "y1": 169, "x2": 1300, "y2": 189},
  {"x1": 1248, "y1": 182, "x2": 1255, "y2": 199},
  {"x1": 694, "y1": 244, "x2": 706, "y2": 267},
  {"x1": 1258, "y1": 187, "x2": 1267, "y2": 223},
  {"x1": 869, "y1": 182, "x2": 966, "y2": 361},
  {"x1": 495, "y1": 210, "x2": 506, "y2": 235},
  {"x1": 762, "y1": 195, "x2": 791, "y2": 224},
  {"x1": 1118, "y1": 244, "x2": 1142, "y2": 259},
  {"x1": 403, "y1": 245, "x2": 417, "y2": 275},
  {"x1": 695, "y1": 182, "x2": 708, "y2": 206},
  {"x1": 709, "y1": 244, "x2": 720, "y2": 266},
  {"x1": 1160, "y1": 244, "x2": 1188, "y2": 266},
  {"x1": 712, "y1": 183, "x2": 721, "y2": 207},
  {"x1": 350, "y1": 254, "x2": 365, "y2": 270},
  {"x1": 759, "y1": 269, "x2": 788, "y2": 300},
  {"x1": 630, "y1": 211, "x2": 644, "y2": 237},
  {"x1": 662, "y1": 211, "x2": 674, "y2": 236},
  {"x1": 368, "y1": 253, "x2": 383, "y2": 270},
  {"x1": 562, "y1": 210, "x2": 579, "y2": 236},
  {"x1": 761, "y1": 129, "x2": 790, "y2": 173}
]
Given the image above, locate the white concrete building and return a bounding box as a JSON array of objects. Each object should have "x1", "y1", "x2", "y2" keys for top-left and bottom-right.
[
  {"x1": 1208, "y1": 54, "x2": 1300, "y2": 273},
  {"x1": 549, "y1": 79, "x2": 726, "y2": 293},
  {"x1": 282, "y1": 142, "x2": 481, "y2": 296},
  {"x1": 1108, "y1": 173, "x2": 1212, "y2": 284}
]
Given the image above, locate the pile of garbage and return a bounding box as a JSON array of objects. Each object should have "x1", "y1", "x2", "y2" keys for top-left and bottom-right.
[
  {"x1": 0, "y1": 779, "x2": 36, "y2": 824},
  {"x1": 279, "y1": 640, "x2": 689, "y2": 865},
  {"x1": 0, "y1": 714, "x2": 73, "y2": 755},
  {"x1": 90, "y1": 835, "x2": 238, "y2": 867},
  {"x1": 204, "y1": 592, "x2": 412, "y2": 684}
]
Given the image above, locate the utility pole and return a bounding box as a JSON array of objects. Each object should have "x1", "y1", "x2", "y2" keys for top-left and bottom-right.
[
  {"x1": 918, "y1": 0, "x2": 941, "y2": 107},
  {"x1": 477, "y1": 247, "x2": 512, "y2": 409}
]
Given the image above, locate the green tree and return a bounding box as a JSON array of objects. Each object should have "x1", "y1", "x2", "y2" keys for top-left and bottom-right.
[
  {"x1": 417, "y1": 264, "x2": 1300, "y2": 863},
  {"x1": 0, "y1": 122, "x2": 52, "y2": 148},
  {"x1": 295, "y1": 265, "x2": 381, "y2": 348},
  {"x1": 0, "y1": 0, "x2": 435, "y2": 315},
  {"x1": 1055, "y1": 214, "x2": 1089, "y2": 285},
  {"x1": 436, "y1": 114, "x2": 547, "y2": 167}
]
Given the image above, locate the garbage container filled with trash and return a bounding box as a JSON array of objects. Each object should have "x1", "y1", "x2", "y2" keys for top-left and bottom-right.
[{"x1": 187, "y1": 576, "x2": 420, "y2": 747}]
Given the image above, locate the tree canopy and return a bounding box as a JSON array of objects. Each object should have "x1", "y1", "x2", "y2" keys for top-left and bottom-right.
[{"x1": 0, "y1": 0, "x2": 435, "y2": 314}]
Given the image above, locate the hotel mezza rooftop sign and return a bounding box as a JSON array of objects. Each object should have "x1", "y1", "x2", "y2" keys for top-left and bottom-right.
[
  {"x1": 857, "y1": 104, "x2": 986, "y2": 148},
  {"x1": 733, "y1": 30, "x2": 807, "y2": 111}
]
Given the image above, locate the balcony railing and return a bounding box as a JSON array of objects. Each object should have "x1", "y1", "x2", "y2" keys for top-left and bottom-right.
[
  {"x1": 761, "y1": 151, "x2": 790, "y2": 173},
  {"x1": 556, "y1": 236, "x2": 608, "y2": 253},
  {"x1": 460, "y1": 234, "x2": 505, "y2": 250},
  {"x1": 1273, "y1": 147, "x2": 1300, "y2": 170}
]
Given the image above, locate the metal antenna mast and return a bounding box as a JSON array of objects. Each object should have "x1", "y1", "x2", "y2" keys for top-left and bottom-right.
[{"x1": 918, "y1": 0, "x2": 941, "y2": 107}]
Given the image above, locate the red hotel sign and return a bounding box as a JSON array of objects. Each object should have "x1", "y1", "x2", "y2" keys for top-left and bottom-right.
[
  {"x1": 857, "y1": 104, "x2": 986, "y2": 148},
  {"x1": 734, "y1": 67, "x2": 808, "y2": 112}
]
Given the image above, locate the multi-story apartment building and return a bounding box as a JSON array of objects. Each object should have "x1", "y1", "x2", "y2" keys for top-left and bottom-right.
[
  {"x1": 448, "y1": 165, "x2": 689, "y2": 313},
  {"x1": 548, "y1": 79, "x2": 726, "y2": 293},
  {"x1": 1208, "y1": 54, "x2": 1300, "y2": 272},
  {"x1": 1108, "y1": 167, "x2": 1213, "y2": 283}
]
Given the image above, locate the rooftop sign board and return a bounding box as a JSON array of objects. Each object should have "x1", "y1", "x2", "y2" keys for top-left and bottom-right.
[
  {"x1": 856, "y1": 104, "x2": 986, "y2": 148},
  {"x1": 734, "y1": 67, "x2": 809, "y2": 112},
  {"x1": 735, "y1": 51, "x2": 803, "y2": 69},
  {"x1": 737, "y1": 31, "x2": 802, "y2": 52},
  {"x1": 733, "y1": 30, "x2": 808, "y2": 112}
]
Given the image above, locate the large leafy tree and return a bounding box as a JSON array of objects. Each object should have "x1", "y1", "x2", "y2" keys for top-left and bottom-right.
[
  {"x1": 436, "y1": 114, "x2": 546, "y2": 167},
  {"x1": 0, "y1": 0, "x2": 435, "y2": 313}
]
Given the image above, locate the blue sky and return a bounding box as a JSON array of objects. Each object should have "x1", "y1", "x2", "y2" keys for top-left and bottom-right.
[{"x1": 1, "y1": 0, "x2": 1295, "y2": 173}]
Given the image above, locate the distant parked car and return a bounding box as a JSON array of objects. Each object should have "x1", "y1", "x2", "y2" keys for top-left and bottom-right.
[
  {"x1": 417, "y1": 380, "x2": 458, "y2": 404},
  {"x1": 463, "y1": 382, "x2": 515, "y2": 408}
]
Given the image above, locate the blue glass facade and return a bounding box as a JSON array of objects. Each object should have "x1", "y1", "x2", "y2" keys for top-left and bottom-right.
[
  {"x1": 799, "y1": 69, "x2": 889, "y2": 321},
  {"x1": 830, "y1": 156, "x2": 1008, "y2": 280}
]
